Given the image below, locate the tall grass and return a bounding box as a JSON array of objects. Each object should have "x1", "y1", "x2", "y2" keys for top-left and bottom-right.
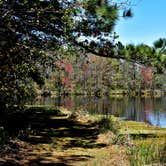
[{"x1": 127, "y1": 141, "x2": 166, "y2": 166}]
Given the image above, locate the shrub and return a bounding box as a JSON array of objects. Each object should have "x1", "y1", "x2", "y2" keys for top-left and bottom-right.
[{"x1": 97, "y1": 116, "x2": 119, "y2": 134}]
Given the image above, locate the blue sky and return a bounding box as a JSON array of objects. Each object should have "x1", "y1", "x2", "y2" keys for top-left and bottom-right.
[{"x1": 115, "y1": 0, "x2": 166, "y2": 46}]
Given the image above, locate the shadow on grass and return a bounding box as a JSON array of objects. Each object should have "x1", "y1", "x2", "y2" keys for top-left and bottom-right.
[
  {"x1": 0, "y1": 107, "x2": 105, "y2": 165},
  {"x1": 0, "y1": 160, "x2": 22, "y2": 166},
  {"x1": 27, "y1": 154, "x2": 93, "y2": 166}
]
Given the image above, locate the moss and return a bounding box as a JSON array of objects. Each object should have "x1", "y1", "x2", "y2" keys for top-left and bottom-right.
[{"x1": 120, "y1": 120, "x2": 166, "y2": 135}]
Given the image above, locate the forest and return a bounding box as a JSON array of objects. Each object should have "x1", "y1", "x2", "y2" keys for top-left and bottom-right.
[
  {"x1": 42, "y1": 47, "x2": 166, "y2": 97},
  {"x1": 0, "y1": 0, "x2": 166, "y2": 165}
]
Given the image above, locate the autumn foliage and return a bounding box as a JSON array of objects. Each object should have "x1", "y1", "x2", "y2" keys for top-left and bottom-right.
[{"x1": 140, "y1": 67, "x2": 153, "y2": 83}]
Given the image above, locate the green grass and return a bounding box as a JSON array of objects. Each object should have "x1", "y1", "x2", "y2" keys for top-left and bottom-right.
[
  {"x1": 127, "y1": 139, "x2": 166, "y2": 166},
  {"x1": 120, "y1": 120, "x2": 166, "y2": 165},
  {"x1": 120, "y1": 120, "x2": 166, "y2": 135}
]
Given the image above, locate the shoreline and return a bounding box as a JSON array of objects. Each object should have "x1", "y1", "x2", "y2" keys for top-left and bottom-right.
[
  {"x1": 0, "y1": 106, "x2": 165, "y2": 165},
  {"x1": 38, "y1": 89, "x2": 166, "y2": 98}
]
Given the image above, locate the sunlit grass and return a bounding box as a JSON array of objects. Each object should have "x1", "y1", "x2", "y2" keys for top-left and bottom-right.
[
  {"x1": 127, "y1": 139, "x2": 166, "y2": 166},
  {"x1": 120, "y1": 120, "x2": 166, "y2": 165},
  {"x1": 120, "y1": 120, "x2": 166, "y2": 135}
]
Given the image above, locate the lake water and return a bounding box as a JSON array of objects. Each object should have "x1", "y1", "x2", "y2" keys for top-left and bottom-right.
[{"x1": 35, "y1": 96, "x2": 166, "y2": 128}]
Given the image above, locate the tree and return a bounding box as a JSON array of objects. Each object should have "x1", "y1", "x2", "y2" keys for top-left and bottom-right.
[
  {"x1": 0, "y1": 0, "x2": 134, "y2": 111},
  {"x1": 0, "y1": 0, "x2": 165, "y2": 112},
  {"x1": 153, "y1": 38, "x2": 166, "y2": 52}
]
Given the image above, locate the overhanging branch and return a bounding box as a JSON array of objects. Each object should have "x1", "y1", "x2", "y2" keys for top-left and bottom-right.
[{"x1": 73, "y1": 40, "x2": 150, "y2": 67}]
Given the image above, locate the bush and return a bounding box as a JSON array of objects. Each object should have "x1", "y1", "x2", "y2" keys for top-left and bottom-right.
[{"x1": 97, "y1": 116, "x2": 119, "y2": 134}]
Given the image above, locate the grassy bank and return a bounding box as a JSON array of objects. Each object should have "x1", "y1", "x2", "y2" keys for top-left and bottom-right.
[
  {"x1": 120, "y1": 120, "x2": 166, "y2": 166},
  {"x1": 0, "y1": 106, "x2": 165, "y2": 166}
]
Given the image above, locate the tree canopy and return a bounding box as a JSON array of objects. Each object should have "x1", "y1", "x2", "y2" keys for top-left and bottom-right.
[{"x1": 0, "y1": 0, "x2": 165, "y2": 111}]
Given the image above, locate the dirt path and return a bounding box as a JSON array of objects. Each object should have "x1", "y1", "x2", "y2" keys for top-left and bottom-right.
[{"x1": 0, "y1": 108, "x2": 129, "y2": 166}]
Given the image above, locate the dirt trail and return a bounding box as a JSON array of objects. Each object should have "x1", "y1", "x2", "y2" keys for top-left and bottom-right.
[{"x1": 0, "y1": 108, "x2": 129, "y2": 166}]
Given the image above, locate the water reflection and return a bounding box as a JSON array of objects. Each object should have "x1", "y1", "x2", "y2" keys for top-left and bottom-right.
[{"x1": 35, "y1": 96, "x2": 166, "y2": 128}]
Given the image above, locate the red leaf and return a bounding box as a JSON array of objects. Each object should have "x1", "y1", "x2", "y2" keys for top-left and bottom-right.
[
  {"x1": 64, "y1": 63, "x2": 73, "y2": 73},
  {"x1": 82, "y1": 64, "x2": 89, "y2": 72},
  {"x1": 61, "y1": 77, "x2": 70, "y2": 84},
  {"x1": 140, "y1": 67, "x2": 153, "y2": 82}
]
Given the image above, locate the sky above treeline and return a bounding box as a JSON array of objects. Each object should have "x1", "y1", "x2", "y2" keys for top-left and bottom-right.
[{"x1": 115, "y1": 0, "x2": 166, "y2": 46}]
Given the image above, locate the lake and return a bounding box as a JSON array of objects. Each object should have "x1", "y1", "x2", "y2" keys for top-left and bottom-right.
[{"x1": 35, "y1": 96, "x2": 166, "y2": 128}]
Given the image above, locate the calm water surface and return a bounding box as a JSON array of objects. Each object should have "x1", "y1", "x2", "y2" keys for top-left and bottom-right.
[{"x1": 35, "y1": 96, "x2": 166, "y2": 128}]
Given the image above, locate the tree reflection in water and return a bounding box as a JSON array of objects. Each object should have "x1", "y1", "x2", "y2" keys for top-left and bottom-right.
[{"x1": 35, "y1": 96, "x2": 166, "y2": 127}]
